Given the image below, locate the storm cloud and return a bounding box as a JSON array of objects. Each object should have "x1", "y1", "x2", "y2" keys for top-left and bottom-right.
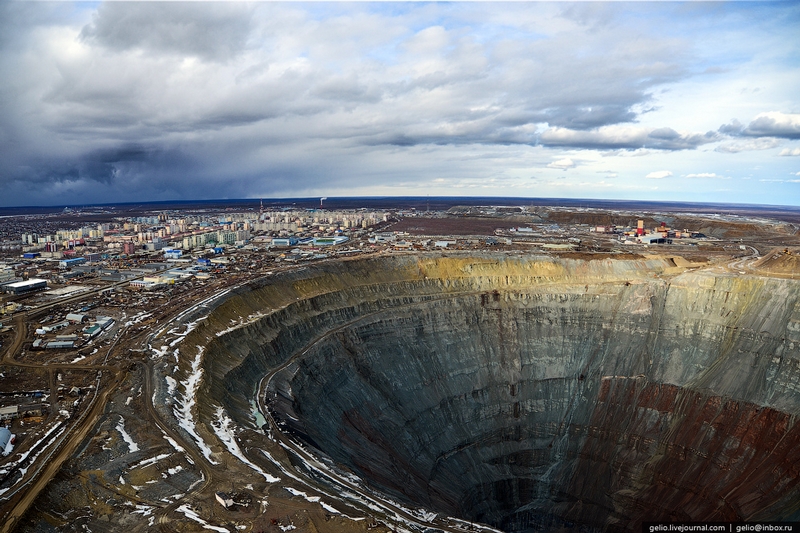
[{"x1": 1, "y1": 1, "x2": 799, "y2": 206}]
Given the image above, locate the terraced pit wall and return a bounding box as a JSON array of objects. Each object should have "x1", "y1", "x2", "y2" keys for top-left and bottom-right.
[{"x1": 175, "y1": 253, "x2": 800, "y2": 532}]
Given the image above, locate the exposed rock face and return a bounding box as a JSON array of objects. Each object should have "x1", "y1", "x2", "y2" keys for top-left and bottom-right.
[{"x1": 191, "y1": 254, "x2": 800, "y2": 532}]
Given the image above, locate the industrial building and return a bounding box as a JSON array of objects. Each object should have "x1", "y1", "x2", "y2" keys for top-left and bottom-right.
[
  {"x1": 59, "y1": 257, "x2": 87, "y2": 269},
  {"x1": 66, "y1": 313, "x2": 87, "y2": 323},
  {"x1": 83, "y1": 316, "x2": 114, "y2": 338},
  {"x1": 312, "y1": 236, "x2": 349, "y2": 246},
  {"x1": 215, "y1": 491, "x2": 235, "y2": 509},
  {"x1": 271, "y1": 237, "x2": 299, "y2": 247},
  {"x1": 0, "y1": 405, "x2": 19, "y2": 421},
  {"x1": 638, "y1": 234, "x2": 670, "y2": 245},
  {"x1": 4, "y1": 278, "x2": 47, "y2": 295},
  {"x1": 46, "y1": 340, "x2": 75, "y2": 349}
]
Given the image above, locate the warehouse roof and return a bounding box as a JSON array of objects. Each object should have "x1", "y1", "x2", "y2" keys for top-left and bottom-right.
[{"x1": 5, "y1": 278, "x2": 46, "y2": 289}]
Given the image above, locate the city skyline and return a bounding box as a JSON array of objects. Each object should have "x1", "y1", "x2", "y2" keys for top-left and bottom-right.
[{"x1": 1, "y1": 1, "x2": 799, "y2": 207}]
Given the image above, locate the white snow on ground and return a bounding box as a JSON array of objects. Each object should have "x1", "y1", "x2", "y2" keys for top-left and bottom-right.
[
  {"x1": 152, "y1": 315, "x2": 206, "y2": 360},
  {"x1": 124, "y1": 312, "x2": 152, "y2": 327},
  {"x1": 164, "y1": 376, "x2": 177, "y2": 397},
  {"x1": 160, "y1": 429, "x2": 185, "y2": 453},
  {"x1": 265, "y1": 458, "x2": 366, "y2": 520},
  {"x1": 279, "y1": 525, "x2": 296, "y2": 532},
  {"x1": 168, "y1": 317, "x2": 206, "y2": 346},
  {"x1": 70, "y1": 354, "x2": 86, "y2": 363},
  {"x1": 4, "y1": 419, "x2": 65, "y2": 473},
  {"x1": 129, "y1": 453, "x2": 171, "y2": 470},
  {"x1": 119, "y1": 475, "x2": 125, "y2": 485},
  {"x1": 211, "y1": 407, "x2": 280, "y2": 482},
  {"x1": 173, "y1": 347, "x2": 218, "y2": 464},
  {"x1": 259, "y1": 450, "x2": 305, "y2": 484},
  {"x1": 130, "y1": 504, "x2": 154, "y2": 516},
  {"x1": 176, "y1": 505, "x2": 230, "y2": 532},
  {"x1": 445, "y1": 516, "x2": 505, "y2": 533},
  {"x1": 116, "y1": 416, "x2": 139, "y2": 453},
  {"x1": 285, "y1": 487, "x2": 320, "y2": 502},
  {"x1": 319, "y1": 502, "x2": 341, "y2": 514},
  {"x1": 413, "y1": 509, "x2": 437, "y2": 522},
  {"x1": 271, "y1": 441, "x2": 476, "y2": 532},
  {"x1": 150, "y1": 345, "x2": 169, "y2": 359},
  {"x1": 188, "y1": 473, "x2": 205, "y2": 491},
  {"x1": 214, "y1": 324, "x2": 243, "y2": 337},
  {"x1": 163, "y1": 465, "x2": 183, "y2": 478},
  {"x1": 16, "y1": 426, "x2": 66, "y2": 479},
  {"x1": 214, "y1": 312, "x2": 268, "y2": 338}
]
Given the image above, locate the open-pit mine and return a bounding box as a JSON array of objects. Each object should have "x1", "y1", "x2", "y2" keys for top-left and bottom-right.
[{"x1": 5, "y1": 250, "x2": 800, "y2": 533}]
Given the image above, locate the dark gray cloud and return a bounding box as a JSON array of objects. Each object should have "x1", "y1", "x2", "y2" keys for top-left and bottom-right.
[
  {"x1": 742, "y1": 113, "x2": 800, "y2": 140},
  {"x1": 719, "y1": 113, "x2": 800, "y2": 140},
  {"x1": 718, "y1": 119, "x2": 744, "y2": 136}
]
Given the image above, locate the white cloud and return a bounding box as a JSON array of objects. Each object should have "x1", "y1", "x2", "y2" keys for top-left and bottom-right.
[
  {"x1": 540, "y1": 125, "x2": 718, "y2": 151},
  {"x1": 597, "y1": 170, "x2": 618, "y2": 178},
  {"x1": 646, "y1": 170, "x2": 672, "y2": 179},
  {"x1": 715, "y1": 137, "x2": 780, "y2": 153},
  {"x1": 779, "y1": 147, "x2": 800, "y2": 156},
  {"x1": 685, "y1": 173, "x2": 729, "y2": 179},
  {"x1": 546, "y1": 157, "x2": 575, "y2": 170}
]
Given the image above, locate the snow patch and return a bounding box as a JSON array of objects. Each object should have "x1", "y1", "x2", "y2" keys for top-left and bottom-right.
[
  {"x1": 188, "y1": 473, "x2": 205, "y2": 491},
  {"x1": 15, "y1": 426, "x2": 66, "y2": 480},
  {"x1": 320, "y1": 502, "x2": 340, "y2": 514},
  {"x1": 176, "y1": 505, "x2": 230, "y2": 532},
  {"x1": 165, "y1": 375, "x2": 178, "y2": 397},
  {"x1": 129, "y1": 453, "x2": 171, "y2": 470},
  {"x1": 131, "y1": 504, "x2": 154, "y2": 516},
  {"x1": 211, "y1": 406, "x2": 279, "y2": 482},
  {"x1": 163, "y1": 465, "x2": 183, "y2": 477},
  {"x1": 173, "y1": 347, "x2": 218, "y2": 464},
  {"x1": 160, "y1": 430, "x2": 185, "y2": 453},
  {"x1": 116, "y1": 416, "x2": 139, "y2": 453},
  {"x1": 151, "y1": 345, "x2": 169, "y2": 359},
  {"x1": 124, "y1": 312, "x2": 152, "y2": 327},
  {"x1": 285, "y1": 487, "x2": 320, "y2": 502}
]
